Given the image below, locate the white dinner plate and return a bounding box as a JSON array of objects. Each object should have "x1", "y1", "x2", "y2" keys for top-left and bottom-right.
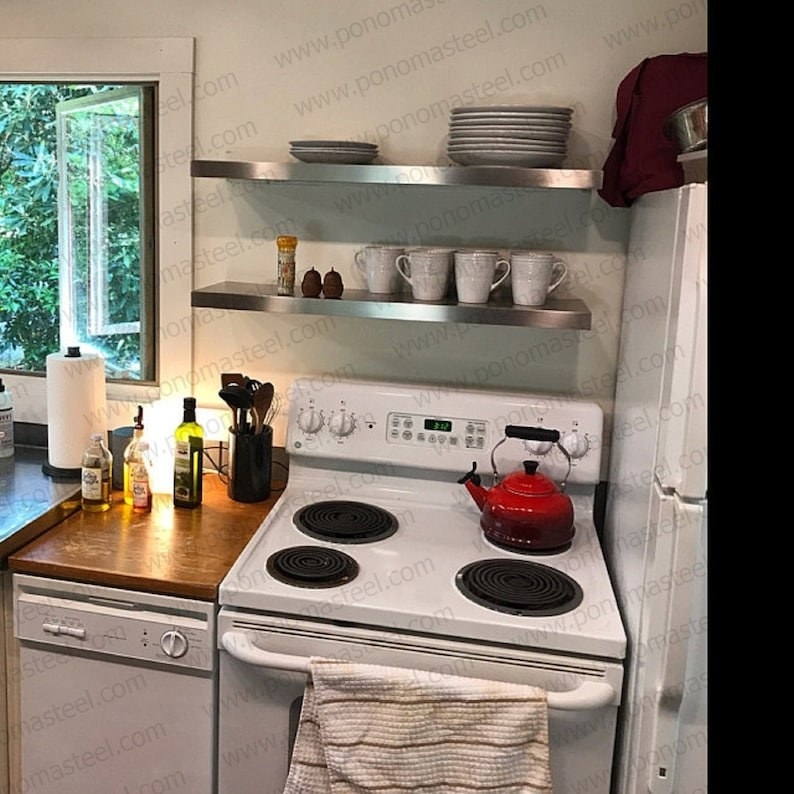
[
  {"x1": 448, "y1": 142, "x2": 567, "y2": 153},
  {"x1": 451, "y1": 105, "x2": 572, "y2": 115},
  {"x1": 448, "y1": 150, "x2": 566, "y2": 167},
  {"x1": 448, "y1": 138, "x2": 566, "y2": 151},
  {"x1": 448, "y1": 127, "x2": 569, "y2": 142},
  {"x1": 449, "y1": 111, "x2": 572, "y2": 121},
  {"x1": 450, "y1": 117, "x2": 572, "y2": 128}
]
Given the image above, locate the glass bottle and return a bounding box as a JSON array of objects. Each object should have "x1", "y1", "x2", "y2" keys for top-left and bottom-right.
[
  {"x1": 81, "y1": 433, "x2": 113, "y2": 512},
  {"x1": 173, "y1": 397, "x2": 204, "y2": 508},
  {"x1": 123, "y1": 405, "x2": 145, "y2": 505},
  {"x1": 276, "y1": 235, "x2": 298, "y2": 296},
  {"x1": 0, "y1": 378, "x2": 13, "y2": 459},
  {"x1": 131, "y1": 440, "x2": 153, "y2": 513}
]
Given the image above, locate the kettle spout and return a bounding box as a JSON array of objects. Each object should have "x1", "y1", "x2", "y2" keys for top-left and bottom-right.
[{"x1": 457, "y1": 462, "x2": 488, "y2": 511}]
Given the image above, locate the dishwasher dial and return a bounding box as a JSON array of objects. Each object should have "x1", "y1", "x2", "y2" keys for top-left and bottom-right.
[{"x1": 160, "y1": 629, "x2": 188, "y2": 658}]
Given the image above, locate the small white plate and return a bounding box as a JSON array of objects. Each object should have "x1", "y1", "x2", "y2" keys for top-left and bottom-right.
[
  {"x1": 290, "y1": 150, "x2": 378, "y2": 164},
  {"x1": 289, "y1": 139, "x2": 377, "y2": 149}
]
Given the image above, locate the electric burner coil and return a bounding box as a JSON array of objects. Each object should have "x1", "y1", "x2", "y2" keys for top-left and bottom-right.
[
  {"x1": 456, "y1": 558, "x2": 583, "y2": 616},
  {"x1": 294, "y1": 500, "x2": 398, "y2": 543}
]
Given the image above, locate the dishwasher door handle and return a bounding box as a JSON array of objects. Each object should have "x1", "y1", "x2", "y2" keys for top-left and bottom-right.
[{"x1": 221, "y1": 629, "x2": 616, "y2": 712}]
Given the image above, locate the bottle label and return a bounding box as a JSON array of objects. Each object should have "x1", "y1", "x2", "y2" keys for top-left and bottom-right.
[
  {"x1": 174, "y1": 440, "x2": 191, "y2": 472},
  {"x1": 82, "y1": 466, "x2": 103, "y2": 500},
  {"x1": 0, "y1": 407, "x2": 13, "y2": 452},
  {"x1": 278, "y1": 252, "x2": 296, "y2": 296},
  {"x1": 132, "y1": 475, "x2": 151, "y2": 509},
  {"x1": 174, "y1": 435, "x2": 202, "y2": 504}
]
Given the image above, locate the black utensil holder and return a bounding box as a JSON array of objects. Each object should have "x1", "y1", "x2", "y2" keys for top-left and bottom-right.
[{"x1": 227, "y1": 426, "x2": 272, "y2": 502}]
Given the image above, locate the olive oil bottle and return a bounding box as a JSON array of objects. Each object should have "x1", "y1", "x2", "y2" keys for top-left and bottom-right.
[{"x1": 173, "y1": 397, "x2": 203, "y2": 508}]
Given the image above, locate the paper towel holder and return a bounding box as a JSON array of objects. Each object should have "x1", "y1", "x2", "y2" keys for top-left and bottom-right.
[{"x1": 42, "y1": 345, "x2": 96, "y2": 482}]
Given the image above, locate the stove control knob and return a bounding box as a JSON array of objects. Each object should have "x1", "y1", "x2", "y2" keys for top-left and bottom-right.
[
  {"x1": 561, "y1": 431, "x2": 590, "y2": 459},
  {"x1": 160, "y1": 629, "x2": 188, "y2": 658},
  {"x1": 329, "y1": 410, "x2": 356, "y2": 437},
  {"x1": 297, "y1": 408, "x2": 324, "y2": 434},
  {"x1": 524, "y1": 440, "x2": 554, "y2": 455}
]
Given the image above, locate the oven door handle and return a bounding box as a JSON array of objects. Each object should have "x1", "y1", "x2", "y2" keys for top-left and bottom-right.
[{"x1": 221, "y1": 630, "x2": 616, "y2": 711}]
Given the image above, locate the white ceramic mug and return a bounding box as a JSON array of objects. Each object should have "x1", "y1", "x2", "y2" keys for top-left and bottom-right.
[
  {"x1": 454, "y1": 251, "x2": 511, "y2": 304},
  {"x1": 395, "y1": 248, "x2": 454, "y2": 302},
  {"x1": 510, "y1": 251, "x2": 568, "y2": 306},
  {"x1": 354, "y1": 245, "x2": 404, "y2": 294}
]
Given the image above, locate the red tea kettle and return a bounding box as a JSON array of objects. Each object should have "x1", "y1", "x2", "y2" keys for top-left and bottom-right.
[{"x1": 458, "y1": 425, "x2": 575, "y2": 552}]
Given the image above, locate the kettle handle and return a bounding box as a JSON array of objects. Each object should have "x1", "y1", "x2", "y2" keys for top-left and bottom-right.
[
  {"x1": 492, "y1": 426, "x2": 572, "y2": 489},
  {"x1": 505, "y1": 425, "x2": 560, "y2": 442}
]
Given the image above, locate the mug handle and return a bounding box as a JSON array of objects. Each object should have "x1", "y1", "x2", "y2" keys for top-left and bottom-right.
[
  {"x1": 354, "y1": 249, "x2": 366, "y2": 273},
  {"x1": 548, "y1": 260, "x2": 568, "y2": 294},
  {"x1": 395, "y1": 254, "x2": 412, "y2": 285},
  {"x1": 490, "y1": 258, "x2": 511, "y2": 292}
]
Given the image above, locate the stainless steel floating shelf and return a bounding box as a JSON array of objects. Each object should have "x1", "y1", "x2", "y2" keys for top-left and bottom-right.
[
  {"x1": 190, "y1": 159, "x2": 602, "y2": 190},
  {"x1": 191, "y1": 282, "x2": 592, "y2": 330}
]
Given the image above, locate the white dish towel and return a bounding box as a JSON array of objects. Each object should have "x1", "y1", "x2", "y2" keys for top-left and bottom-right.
[{"x1": 283, "y1": 658, "x2": 553, "y2": 794}]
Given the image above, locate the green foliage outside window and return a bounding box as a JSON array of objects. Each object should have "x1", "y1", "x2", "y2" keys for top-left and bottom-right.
[{"x1": 0, "y1": 83, "x2": 143, "y2": 375}]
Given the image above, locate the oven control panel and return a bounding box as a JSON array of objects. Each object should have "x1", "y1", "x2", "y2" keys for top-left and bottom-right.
[
  {"x1": 286, "y1": 377, "x2": 603, "y2": 484},
  {"x1": 387, "y1": 413, "x2": 488, "y2": 450}
]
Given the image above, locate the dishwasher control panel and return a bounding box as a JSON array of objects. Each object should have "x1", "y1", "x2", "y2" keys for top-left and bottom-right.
[{"x1": 13, "y1": 574, "x2": 216, "y2": 672}]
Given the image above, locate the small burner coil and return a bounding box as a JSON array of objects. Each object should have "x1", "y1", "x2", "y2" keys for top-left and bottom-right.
[{"x1": 266, "y1": 546, "x2": 359, "y2": 588}]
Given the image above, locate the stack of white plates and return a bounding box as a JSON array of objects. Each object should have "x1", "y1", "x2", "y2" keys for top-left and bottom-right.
[
  {"x1": 447, "y1": 106, "x2": 572, "y2": 167},
  {"x1": 289, "y1": 140, "x2": 378, "y2": 164}
]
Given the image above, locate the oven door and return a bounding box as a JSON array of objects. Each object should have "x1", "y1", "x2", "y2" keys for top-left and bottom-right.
[{"x1": 217, "y1": 609, "x2": 623, "y2": 794}]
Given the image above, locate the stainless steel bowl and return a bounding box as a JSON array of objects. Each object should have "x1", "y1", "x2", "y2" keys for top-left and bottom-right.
[{"x1": 663, "y1": 99, "x2": 707, "y2": 153}]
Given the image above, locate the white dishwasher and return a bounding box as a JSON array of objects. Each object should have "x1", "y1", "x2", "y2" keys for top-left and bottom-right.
[{"x1": 13, "y1": 573, "x2": 216, "y2": 794}]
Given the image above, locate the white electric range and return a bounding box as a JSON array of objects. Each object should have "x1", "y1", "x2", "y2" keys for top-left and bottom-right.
[{"x1": 216, "y1": 377, "x2": 626, "y2": 794}]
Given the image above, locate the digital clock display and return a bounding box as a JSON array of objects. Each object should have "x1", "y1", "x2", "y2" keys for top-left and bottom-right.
[{"x1": 424, "y1": 419, "x2": 452, "y2": 433}]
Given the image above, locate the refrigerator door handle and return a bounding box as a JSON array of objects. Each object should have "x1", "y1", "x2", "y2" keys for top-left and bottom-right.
[{"x1": 647, "y1": 494, "x2": 704, "y2": 793}]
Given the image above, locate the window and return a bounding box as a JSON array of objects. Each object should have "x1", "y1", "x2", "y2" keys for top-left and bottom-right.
[
  {"x1": 0, "y1": 38, "x2": 194, "y2": 419},
  {"x1": 1, "y1": 82, "x2": 155, "y2": 379}
]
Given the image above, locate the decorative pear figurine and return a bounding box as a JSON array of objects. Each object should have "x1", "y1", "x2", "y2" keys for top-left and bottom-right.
[
  {"x1": 301, "y1": 267, "x2": 322, "y2": 298},
  {"x1": 322, "y1": 267, "x2": 344, "y2": 299}
]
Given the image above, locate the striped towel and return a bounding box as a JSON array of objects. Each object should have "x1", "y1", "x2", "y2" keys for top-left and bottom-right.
[{"x1": 283, "y1": 658, "x2": 553, "y2": 793}]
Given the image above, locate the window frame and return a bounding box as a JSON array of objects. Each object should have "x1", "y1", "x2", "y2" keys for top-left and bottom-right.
[{"x1": 0, "y1": 37, "x2": 194, "y2": 422}]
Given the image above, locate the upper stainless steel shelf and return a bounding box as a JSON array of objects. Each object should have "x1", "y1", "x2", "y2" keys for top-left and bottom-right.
[
  {"x1": 190, "y1": 159, "x2": 603, "y2": 190},
  {"x1": 191, "y1": 282, "x2": 591, "y2": 330}
]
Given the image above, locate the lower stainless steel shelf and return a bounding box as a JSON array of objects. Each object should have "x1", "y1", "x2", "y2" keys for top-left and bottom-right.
[{"x1": 191, "y1": 282, "x2": 591, "y2": 330}]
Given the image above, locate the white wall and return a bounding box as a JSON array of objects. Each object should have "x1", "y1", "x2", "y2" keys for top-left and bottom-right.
[{"x1": 4, "y1": 0, "x2": 707, "y2": 472}]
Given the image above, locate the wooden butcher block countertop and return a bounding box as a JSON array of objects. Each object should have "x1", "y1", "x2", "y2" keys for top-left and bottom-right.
[{"x1": 7, "y1": 473, "x2": 284, "y2": 601}]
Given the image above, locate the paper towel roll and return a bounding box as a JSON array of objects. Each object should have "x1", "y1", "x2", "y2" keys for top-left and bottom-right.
[{"x1": 46, "y1": 348, "x2": 108, "y2": 470}]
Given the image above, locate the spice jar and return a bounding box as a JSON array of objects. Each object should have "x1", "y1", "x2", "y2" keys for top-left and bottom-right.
[{"x1": 276, "y1": 235, "x2": 298, "y2": 296}]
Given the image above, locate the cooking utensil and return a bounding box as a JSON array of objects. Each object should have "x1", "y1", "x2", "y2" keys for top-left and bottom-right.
[
  {"x1": 264, "y1": 390, "x2": 281, "y2": 427},
  {"x1": 458, "y1": 425, "x2": 575, "y2": 551},
  {"x1": 221, "y1": 372, "x2": 245, "y2": 389},
  {"x1": 219, "y1": 385, "x2": 254, "y2": 433},
  {"x1": 663, "y1": 98, "x2": 707, "y2": 153},
  {"x1": 252, "y1": 382, "x2": 275, "y2": 435}
]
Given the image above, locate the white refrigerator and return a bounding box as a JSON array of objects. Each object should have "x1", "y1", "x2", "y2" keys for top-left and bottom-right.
[{"x1": 603, "y1": 182, "x2": 707, "y2": 794}]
